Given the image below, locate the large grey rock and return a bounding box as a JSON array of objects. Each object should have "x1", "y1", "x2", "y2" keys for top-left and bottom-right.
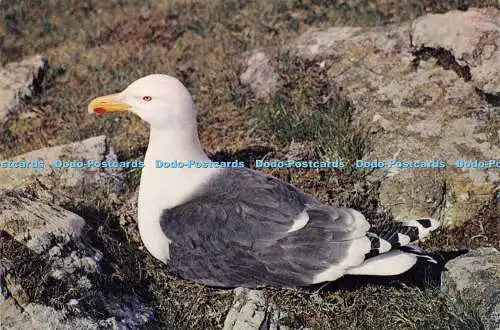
[
  {"x1": 0, "y1": 55, "x2": 48, "y2": 121},
  {"x1": 442, "y1": 247, "x2": 500, "y2": 330},
  {"x1": 412, "y1": 8, "x2": 500, "y2": 94},
  {"x1": 0, "y1": 135, "x2": 147, "y2": 329},
  {"x1": 291, "y1": 8, "x2": 500, "y2": 226},
  {"x1": 0, "y1": 135, "x2": 125, "y2": 204},
  {"x1": 0, "y1": 189, "x2": 101, "y2": 276},
  {"x1": 0, "y1": 189, "x2": 154, "y2": 330}
]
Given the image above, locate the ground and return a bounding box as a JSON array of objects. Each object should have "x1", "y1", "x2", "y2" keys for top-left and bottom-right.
[{"x1": 1, "y1": 1, "x2": 499, "y2": 329}]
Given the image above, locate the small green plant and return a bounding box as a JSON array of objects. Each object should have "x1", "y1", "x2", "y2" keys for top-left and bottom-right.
[{"x1": 255, "y1": 52, "x2": 366, "y2": 163}]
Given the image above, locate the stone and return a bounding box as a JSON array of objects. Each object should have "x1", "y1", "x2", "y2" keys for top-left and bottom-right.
[
  {"x1": 412, "y1": 8, "x2": 500, "y2": 94},
  {"x1": 240, "y1": 51, "x2": 278, "y2": 100},
  {"x1": 0, "y1": 295, "x2": 100, "y2": 330},
  {"x1": 0, "y1": 135, "x2": 125, "y2": 205},
  {"x1": 0, "y1": 189, "x2": 154, "y2": 329},
  {"x1": 223, "y1": 288, "x2": 289, "y2": 330},
  {"x1": 0, "y1": 136, "x2": 146, "y2": 329},
  {"x1": 291, "y1": 8, "x2": 500, "y2": 226},
  {"x1": 442, "y1": 247, "x2": 500, "y2": 330},
  {"x1": 0, "y1": 189, "x2": 102, "y2": 288},
  {"x1": 0, "y1": 55, "x2": 48, "y2": 121},
  {"x1": 378, "y1": 172, "x2": 447, "y2": 223},
  {"x1": 0, "y1": 294, "x2": 153, "y2": 330},
  {"x1": 223, "y1": 288, "x2": 267, "y2": 330}
]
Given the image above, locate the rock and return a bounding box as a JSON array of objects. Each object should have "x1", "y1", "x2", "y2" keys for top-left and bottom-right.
[
  {"x1": 0, "y1": 295, "x2": 101, "y2": 330},
  {"x1": 291, "y1": 8, "x2": 500, "y2": 226},
  {"x1": 0, "y1": 55, "x2": 48, "y2": 121},
  {"x1": 293, "y1": 27, "x2": 364, "y2": 58},
  {"x1": 223, "y1": 288, "x2": 288, "y2": 330},
  {"x1": 0, "y1": 190, "x2": 87, "y2": 255},
  {"x1": 223, "y1": 288, "x2": 267, "y2": 330},
  {"x1": 412, "y1": 8, "x2": 500, "y2": 94},
  {"x1": 0, "y1": 135, "x2": 125, "y2": 205},
  {"x1": 0, "y1": 136, "x2": 150, "y2": 328},
  {"x1": 0, "y1": 294, "x2": 153, "y2": 330},
  {"x1": 0, "y1": 190, "x2": 102, "y2": 300},
  {"x1": 240, "y1": 51, "x2": 278, "y2": 100},
  {"x1": 117, "y1": 190, "x2": 139, "y2": 226},
  {"x1": 378, "y1": 172, "x2": 447, "y2": 223},
  {"x1": 0, "y1": 189, "x2": 153, "y2": 329},
  {"x1": 442, "y1": 247, "x2": 500, "y2": 330}
]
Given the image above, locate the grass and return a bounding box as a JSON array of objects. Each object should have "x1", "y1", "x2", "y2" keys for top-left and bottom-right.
[
  {"x1": 1, "y1": 0, "x2": 499, "y2": 329},
  {"x1": 263, "y1": 284, "x2": 485, "y2": 329},
  {"x1": 252, "y1": 52, "x2": 366, "y2": 163}
]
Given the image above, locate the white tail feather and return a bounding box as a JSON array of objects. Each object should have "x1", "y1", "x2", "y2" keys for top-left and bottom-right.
[{"x1": 345, "y1": 250, "x2": 417, "y2": 276}]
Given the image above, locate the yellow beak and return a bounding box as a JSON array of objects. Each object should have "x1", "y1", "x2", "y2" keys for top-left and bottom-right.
[{"x1": 88, "y1": 93, "x2": 130, "y2": 114}]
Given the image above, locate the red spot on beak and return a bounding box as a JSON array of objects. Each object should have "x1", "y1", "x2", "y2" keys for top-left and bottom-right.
[{"x1": 94, "y1": 107, "x2": 107, "y2": 114}]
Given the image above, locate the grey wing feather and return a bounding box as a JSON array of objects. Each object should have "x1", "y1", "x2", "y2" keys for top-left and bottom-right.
[{"x1": 160, "y1": 168, "x2": 370, "y2": 287}]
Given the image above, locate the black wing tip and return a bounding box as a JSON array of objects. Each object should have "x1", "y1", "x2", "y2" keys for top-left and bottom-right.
[{"x1": 415, "y1": 219, "x2": 433, "y2": 228}]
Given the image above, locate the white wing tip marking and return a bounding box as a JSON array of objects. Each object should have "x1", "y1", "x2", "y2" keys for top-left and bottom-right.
[
  {"x1": 287, "y1": 210, "x2": 309, "y2": 233},
  {"x1": 397, "y1": 232, "x2": 411, "y2": 245},
  {"x1": 379, "y1": 238, "x2": 391, "y2": 253},
  {"x1": 401, "y1": 217, "x2": 440, "y2": 240},
  {"x1": 311, "y1": 236, "x2": 370, "y2": 284}
]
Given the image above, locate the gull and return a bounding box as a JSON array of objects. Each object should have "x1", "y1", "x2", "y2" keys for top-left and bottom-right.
[{"x1": 88, "y1": 74, "x2": 439, "y2": 288}]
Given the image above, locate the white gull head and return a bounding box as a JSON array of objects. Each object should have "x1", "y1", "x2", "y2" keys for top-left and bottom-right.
[
  {"x1": 122, "y1": 74, "x2": 196, "y2": 129},
  {"x1": 89, "y1": 74, "x2": 219, "y2": 262}
]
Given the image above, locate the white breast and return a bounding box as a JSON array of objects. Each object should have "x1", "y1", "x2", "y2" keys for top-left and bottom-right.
[{"x1": 137, "y1": 160, "x2": 220, "y2": 262}]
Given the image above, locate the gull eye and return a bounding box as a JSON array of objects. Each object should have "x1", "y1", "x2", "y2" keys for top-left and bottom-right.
[{"x1": 142, "y1": 96, "x2": 152, "y2": 101}]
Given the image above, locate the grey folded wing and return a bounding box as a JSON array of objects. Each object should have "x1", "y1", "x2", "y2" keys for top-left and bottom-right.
[{"x1": 160, "y1": 168, "x2": 370, "y2": 287}]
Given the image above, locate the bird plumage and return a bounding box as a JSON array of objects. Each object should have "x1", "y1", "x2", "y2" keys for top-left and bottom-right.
[{"x1": 88, "y1": 74, "x2": 441, "y2": 288}]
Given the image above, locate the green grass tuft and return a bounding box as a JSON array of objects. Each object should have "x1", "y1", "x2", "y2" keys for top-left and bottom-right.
[{"x1": 254, "y1": 52, "x2": 366, "y2": 162}]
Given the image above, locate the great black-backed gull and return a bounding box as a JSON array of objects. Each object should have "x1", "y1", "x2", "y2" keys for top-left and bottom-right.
[{"x1": 88, "y1": 74, "x2": 439, "y2": 288}]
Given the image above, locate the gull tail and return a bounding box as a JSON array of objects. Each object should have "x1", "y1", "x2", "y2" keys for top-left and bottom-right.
[
  {"x1": 364, "y1": 218, "x2": 440, "y2": 258},
  {"x1": 346, "y1": 218, "x2": 440, "y2": 276}
]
